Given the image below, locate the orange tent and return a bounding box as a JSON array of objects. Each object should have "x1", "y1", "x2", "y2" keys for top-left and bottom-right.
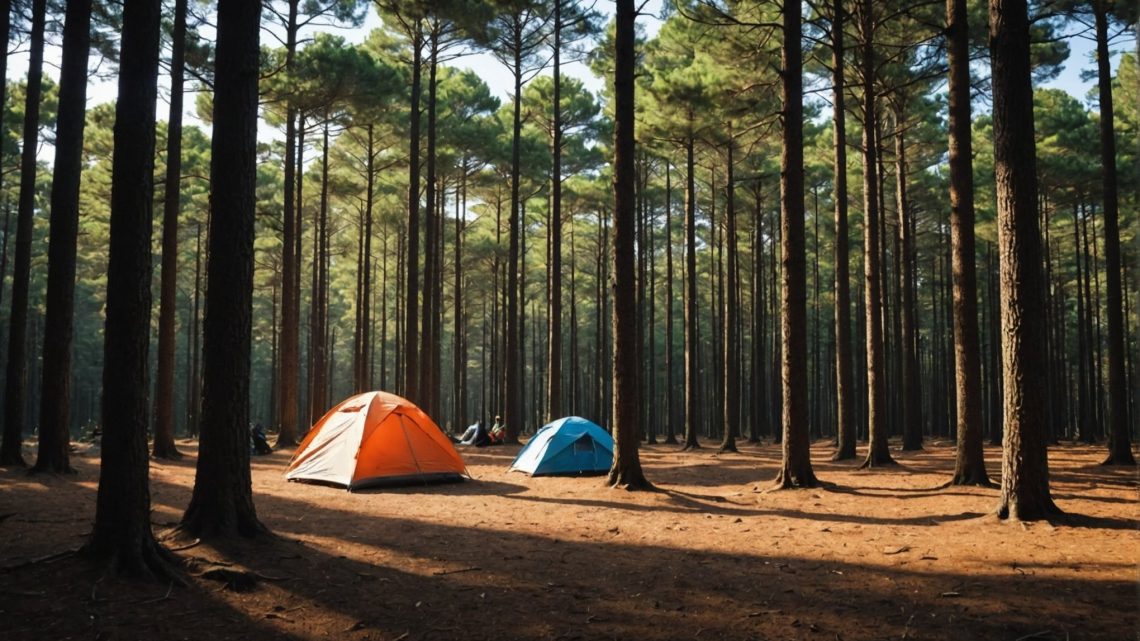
[{"x1": 285, "y1": 391, "x2": 467, "y2": 490}]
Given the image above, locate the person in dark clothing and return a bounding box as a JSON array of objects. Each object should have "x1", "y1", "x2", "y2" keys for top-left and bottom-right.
[{"x1": 250, "y1": 422, "x2": 272, "y2": 455}]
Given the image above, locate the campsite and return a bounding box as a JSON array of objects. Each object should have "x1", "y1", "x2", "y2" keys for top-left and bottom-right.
[
  {"x1": 3, "y1": 439, "x2": 1136, "y2": 641},
  {"x1": 0, "y1": 0, "x2": 1138, "y2": 640}
]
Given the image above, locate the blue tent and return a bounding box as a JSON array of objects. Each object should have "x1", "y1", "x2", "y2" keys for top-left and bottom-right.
[{"x1": 509, "y1": 416, "x2": 614, "y2": 476}]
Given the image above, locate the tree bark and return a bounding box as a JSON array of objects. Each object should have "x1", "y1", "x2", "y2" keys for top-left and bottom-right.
[
  {"x1": 355, "y1": 125, "x2": 375, "y2": 393},
  {"x1": 720, "y1": 140, "x2": 739, "y2": 453},
  {"x1": 607, "y1": 0, "x2": 650, "y2": 489},
  {"x1": 419, "y1": 33, "x2": 439, "y2": 413},
  {"x1": 1093, "y1": 1, "x2": 1134, "y2": 465},
  {"x1": 664, "y1": 163, "x2": 678, "y2": 444},
  {"x1": 180, "y1": 0, "x2": 268, "y2": 538},
  {"x1": 404, "y1": 24, "x2": 423, "y2": 403},
  {"x1": 504, "y1": 31, "x2": 524, "y2": 442},
  {"x1": 895, "y1": 116, "x2": 922, "y2": 451},
  {"x1": 858, "y1": 0, "x2": 894, "y2": 469},
  {"x1": 152, "y1": 0, "x2": 189, "y2": 460},
  {"x1": 750, "y1": 179, "x2": 766, "y2": 444},
  {"x1": 990, "y1": 0, "x2": 1060, "y2": 521},
  {"x1": 82, "y1": 0, "x2": 175, "y2": 577},
  {"x1": 682, "y1": 132, "x2": 701, "y2": 450},
  {"x1": 32, "y1": 0, "x2": 91, "y2": 473},
  {"x1": 774, "y1": 0, "x2": 818, "y2": 488},
  {"x1": 946, "y1": 0, "x2": 990, "y2": 485},
  {"x1": 546, "y1": 0, "x2": 563, "y2": 424},
  {"x1": 454, "y1": 170, "x2": 467, "y2": 426},
  {"x1": 0, "y1": 0, "x2": 46, "y2": 466},
  {"x1": 276, "y1": 0, "x2": 301, "y2": 448},
  {"x1": 831, "y1": 0, "x2": 855, "y2": 460},
  {"x1": 0, "y1": 0, "x2": 9, "y2": 252}
]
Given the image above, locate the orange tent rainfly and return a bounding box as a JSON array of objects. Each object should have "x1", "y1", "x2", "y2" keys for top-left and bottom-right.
[{"x1": 285, "y1": 391, "x2": 468, "y2": 490}]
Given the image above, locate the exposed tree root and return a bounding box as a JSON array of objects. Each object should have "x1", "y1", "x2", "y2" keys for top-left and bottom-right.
[
  {"x1": 607, "y1": 470, "x2": 655, "y2": 491},
  {"x1": 858, "y1": 452, "x2": 898, "y2": 469},
  {"x1": 944, "y1": 472, "x2": 996, "y2": 488},
  {"x1": 993, "y1": 498, "x2": 1064, "y2": 523},
  {"x1": 79, "y1": 537, "x2": 186, "y2": 586},
  {"x1": 770, "y1": 467, "x2": 819, "y2": 490}
]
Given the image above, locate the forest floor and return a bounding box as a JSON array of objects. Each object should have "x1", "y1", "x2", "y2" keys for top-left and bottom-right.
[{"x1": 0, "y1": 437, "x2": 1136, "y2": 641}]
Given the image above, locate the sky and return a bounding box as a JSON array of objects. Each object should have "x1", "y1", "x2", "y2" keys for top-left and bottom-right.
[{"x1": 5, "y1": 1, "x2": 1128, "y2": 156}]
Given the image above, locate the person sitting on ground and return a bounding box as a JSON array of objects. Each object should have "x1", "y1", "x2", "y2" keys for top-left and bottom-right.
[
  {"x1": 488, "y1": 415, "x2": 506, "y2": 444},
  {"x1": 457, "y1": 420, "x2": 485, "y2": 446},
  {"x1": 250, "y1": 422, "x2": 273, "y2": 455}
]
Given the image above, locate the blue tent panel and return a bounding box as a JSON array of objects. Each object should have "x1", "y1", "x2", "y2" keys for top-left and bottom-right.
[{"x1": 509, "y1": 416, "x2": 614, "y2": 476}]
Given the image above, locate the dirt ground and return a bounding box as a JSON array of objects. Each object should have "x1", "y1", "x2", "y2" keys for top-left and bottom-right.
[{"x1": 0, "y1": 438, "x2": 1136, "y2": 641}]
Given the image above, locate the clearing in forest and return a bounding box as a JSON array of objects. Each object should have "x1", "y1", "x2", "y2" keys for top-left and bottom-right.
[{"x1": 1, "y1": 441, "x2": 1136, "y2": 641}]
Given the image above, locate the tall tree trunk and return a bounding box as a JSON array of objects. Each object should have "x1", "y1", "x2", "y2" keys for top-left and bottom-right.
[
  {"x1": 32, "y1": 0, "x2": 91, "y2": 473},
  {"x1": 569, "y1": 224, "x2": 579, "y2": 412},
  {"x1": 276, "y1": 0, "x2": 301, "y2": 448},
  {"x1": 774, "y1": 0, "x2": 817, "y2": 487},
  {"x1": 987, "y1": 243, "x2": 1002, "y2": 445},
  {"x1": 181, "y1": 0, "x2": 267, "y2": 538},
  {"x1": 664, "y1": 163, "x2": 678, "y2": 444},
  {"x1": 504, "y1": 35, "x2": 524, "y2": 442},
  {"x1": 404, "y1": 24, "x2": 423, "y2": 403},
  {"x1": 946, "y1": 0, "x2": 990, "y2": 485},
  {"x1": 520, "y1": 198, "x2": 530, "y2": 431},
  {"x1": 380, "y1": 229, "x2": 390, "y2": 389},
  {"x1": 307, "y1": 125, "x2": 331, "y2": 420},
  {"x1": 990, "y1": 0, "x2": 1060, "y2": 521},
  {"x1": 858, "y1": 0, "x2": 894, "y2": 468},
  {"x1": 454, "y1": 169, "x2": 467, "y2": 427},
  {"x1": 636, "y1": 156, "x2": 648, "y2": 441},
  {"x1": 419, "y1": 34, "x2": 439, "y2": 413},
  {"x1": 750, "y1": 179, "x2": 765, "y2": 443},
  {"x1": 1087, "y1": 208, "x2": 1104, "y2": 440},
  {"x1": 1079, "y1": 204, "x2": 1096, "y2": 443},
  {"x1": 831, "y1": 0, "x2": 855, "y2": 460},
  {"x1": 293, "y1": 115, "x2": 307, "y2": 427},
  {"x1": 152, "y1": 0, "x2": 189, "y2": 460},
  {"x1": 607, "y1": 0, "x2": 650, "y2": 489},
  {"x1": 0, "y1": 0, "x2": 10, "y2": 257},
  {"x1": 652, "y1": 168, "x2": 661, "y2": 444},
  {"x1": 547, "y1": 0, "x2": 563, "y2": 424},
  {"x1": 895, "y1": 116, "x2": 922, "y2": 451},
  {"x1": 682, "y1": 131, "x2": 701, "y2": 450},
  {"x1": 0, "y1": 0, "x2": 46, "y2": 465},
  {"x1": 721, "y1": 141, "x2": 739, "y2": 453},
  {"x1": 811, "y1": 187, "x2": 821, "y2": 439},
  {"x1": 1094, "y1": 1, "x2": 1134, "y2": 465},
  {"x1": 81, "y1": 0, "x2": 174, "y2": 576},
  {"x1": 0, "y1": 209, "x2": 10, "y2": 314},
  {"x1": 188, "y1": 222, "x2": 203, "y2": 437},
  {"x1": 357, "y1": 125, "x2": 375, "y2": 393}
]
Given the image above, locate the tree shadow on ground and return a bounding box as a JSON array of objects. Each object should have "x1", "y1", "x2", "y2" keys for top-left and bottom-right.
[
  {"x1": 3, "y1": 443, "x2": 1136, "y2": 641},
  {"x1": 9, "y1": 489, "x2": 1131, "y2": 641}
]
